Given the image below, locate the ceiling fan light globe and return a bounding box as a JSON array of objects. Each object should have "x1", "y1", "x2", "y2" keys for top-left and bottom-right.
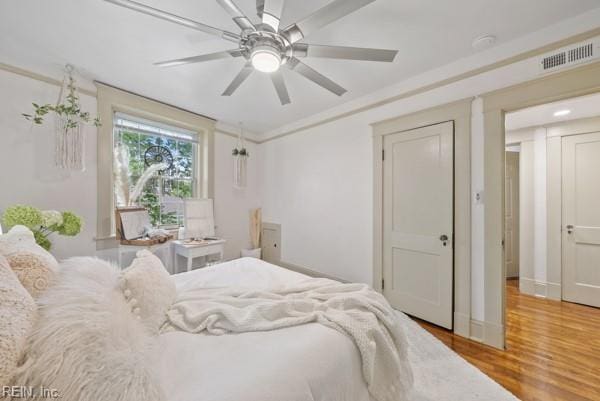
[{"x1": 251, "y1": 46, "x2": 282, "y2": 73}]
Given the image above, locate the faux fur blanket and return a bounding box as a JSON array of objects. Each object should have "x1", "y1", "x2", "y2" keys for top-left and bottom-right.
[
  {"x1": 11, "y1": 257, "x2": 165, "y2": 401},
  {"x1": 164, "y1": 278, "x2": 414, "y2": 401}
]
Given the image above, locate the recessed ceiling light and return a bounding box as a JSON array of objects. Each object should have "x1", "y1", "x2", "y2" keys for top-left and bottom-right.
[
  {"x1": 553, "y1": 109, "x2": 571, "y2": 117},
  {"x1": 472, "y1": 35, "x2": 496, "y2": 50}
]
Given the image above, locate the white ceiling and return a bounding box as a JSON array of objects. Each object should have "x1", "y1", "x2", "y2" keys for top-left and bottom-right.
[
  {"x1": 2, "y1": 0, "x2": 600, "y2": 133},
  {"x1": 506, "y1": 92, "x2": 600, "y2": 132}
]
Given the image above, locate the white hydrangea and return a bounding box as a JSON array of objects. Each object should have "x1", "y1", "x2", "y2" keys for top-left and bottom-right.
[{"x1": 41, "y1": 210, "x2": 63, "y2": 228}]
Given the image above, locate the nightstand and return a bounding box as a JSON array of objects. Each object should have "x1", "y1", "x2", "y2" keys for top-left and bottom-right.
[{"x1": 172, "y1": 239, "x2": 226, "y2": 273}]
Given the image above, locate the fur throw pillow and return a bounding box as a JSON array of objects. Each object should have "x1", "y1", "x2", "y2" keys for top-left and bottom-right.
[
  {"x1": 12, "y1": 257, "x2": 165, "y2": 401},
  {"x1": 120, "y1": 250, "x2": 176, "y2": 334},
  {"x1": 0, "y1": 225, "x2": 59, "y2": 298},
  {"x1": 0, "y1": 254, "x2": 37, "y2": 387}
]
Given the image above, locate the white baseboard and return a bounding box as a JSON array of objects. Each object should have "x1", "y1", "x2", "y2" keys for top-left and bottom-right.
[
  {"x1": 277, "y1": 259, "x2": 348, "y2": 283},
  {"x1": 519, "y1": 277, "x2": 536, "y2": 296},
  {"x1": 546, "y1": 282, "x2": 562, "y2": 300},
  {"x1": 454, "y1": 312, "x2": 470, "y2": 338},
  {"x1": 483, "y1": 321, "x2": 504, "y2": 349},
  {"x1": 534, "y1": 281, "x2": 547, "y2": 298},
  {"x1": 519, "y1": 277, "x2": 561, "y2": 300},
  {"x1": 469, "y1": 319, "x2": 484, "y2": 342}
]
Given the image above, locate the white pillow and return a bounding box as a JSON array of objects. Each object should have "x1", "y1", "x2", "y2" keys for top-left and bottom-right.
[
  {"x1": 0, "y1": 253, "x2": 37, "y2": 386},
  {"x1": 12, "y1": 257, "x2": 165, "y2": 401},
  {"x1": 0, "y1": 225, "x2": 59, "y2": 298},
  {"x1": 120, "y1": 250, "x2": 176, "y2": 334}
]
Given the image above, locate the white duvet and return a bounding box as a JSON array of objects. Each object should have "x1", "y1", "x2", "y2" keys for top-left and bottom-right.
[{"x1": 155, "y1": 258, "x2": 384, "y2": 401}]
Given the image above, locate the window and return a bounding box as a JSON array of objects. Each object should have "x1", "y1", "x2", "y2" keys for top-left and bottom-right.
[{"x1": 113, "y1": 114, "x2": 200, "y2": 227}]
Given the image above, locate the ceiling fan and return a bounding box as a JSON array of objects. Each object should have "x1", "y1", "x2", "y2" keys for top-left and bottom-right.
[{"x1": 104, "y1": 0, "x2": 398, "y2": 105}]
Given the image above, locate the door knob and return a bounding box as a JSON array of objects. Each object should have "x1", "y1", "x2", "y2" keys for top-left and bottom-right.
[
  {"x1": 566, "y1": 225, "x2": 574, "y2": 234},
  {"x1": 440, "y1": 234, "x2": 449, "y2": 246}
]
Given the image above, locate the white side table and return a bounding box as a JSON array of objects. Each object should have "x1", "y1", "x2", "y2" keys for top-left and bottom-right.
[{"x1": 172, "y1": 239, "x2": 226, "y2": 273}]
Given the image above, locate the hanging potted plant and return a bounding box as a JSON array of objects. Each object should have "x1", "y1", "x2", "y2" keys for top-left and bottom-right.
[
  {"x1": 22, "y1": 64, "x2": 101, "y2": 171},
  {"x1": 232, "y1": 124, "x2": 249, "y2": 189}
]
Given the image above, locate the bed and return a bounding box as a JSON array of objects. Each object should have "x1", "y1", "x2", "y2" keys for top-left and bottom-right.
[
  {"x1": 156, "y1": 257, "x2": 374, "y2": 401},
  {"x1": 5, "y1": 244, "x2": 518, "y2": 401}
]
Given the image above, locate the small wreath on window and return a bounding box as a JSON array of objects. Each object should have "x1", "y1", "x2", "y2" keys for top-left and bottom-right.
[{"x1": 144, "y1": 145, "x2": 174, "y2": 172}]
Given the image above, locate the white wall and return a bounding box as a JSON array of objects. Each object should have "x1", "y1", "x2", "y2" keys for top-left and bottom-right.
[
  {"x1": 533, "y1": 129, "x2": 548, "y2": 287},
  {"x1": 0, "y1": 68, "x2": 260, "y2": 262},
  {"x1": 260, "y1": 115, "x2": 373, "y2": 284},
  {"x1": 259, "y1": 57, "x2": 542, "y2": 322},
  {"x1": 258, "y1": 23, "x2": 599, "y2": 325},
  {"x1": 519, "y1": 140, "x2": 536, "y2": 287},
  {"x1": 0, "y1": 69, "x2": 98, "y2": 260},
  {"x1": 214, "y1": 133, "x2": 262, "y2": 261},
  {"x1": 470, "y1": 97, "x2": 485, "y2": 321},
  {"x1": 507, "y1": 127, "x2": 560, "y2": 299}
]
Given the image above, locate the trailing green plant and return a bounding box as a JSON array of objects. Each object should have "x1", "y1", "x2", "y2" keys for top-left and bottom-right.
[
  {"x1": 1, "y1": 205, "x2": 83, "y2": 251},
  {"x1": 22, "y1": 74, "x2": 100, "y2": 128}
]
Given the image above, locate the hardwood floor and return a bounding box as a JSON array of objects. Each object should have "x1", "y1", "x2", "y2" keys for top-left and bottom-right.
[{"x1": 416, "y1": 280, "x2": 600, "y2": 401}]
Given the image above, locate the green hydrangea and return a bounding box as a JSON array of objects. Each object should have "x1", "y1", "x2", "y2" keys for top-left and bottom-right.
[
  {"x1": 1, "y1": 205, "x2": 43, "y2": 230},
  {"x1": 57, "y1": 211, "x2": 82, "y2": 236},
  {"x1": 33, "y1": 230, "x2": 52, "y2": 251}
]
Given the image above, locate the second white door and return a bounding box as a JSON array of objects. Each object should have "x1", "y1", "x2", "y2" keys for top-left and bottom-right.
[
  {"x1": 562, "y1": 131, "x2": 600, "y2": 308},
  {"x1": 383, "y1": 121, "x2": 454, "y2": 329}
]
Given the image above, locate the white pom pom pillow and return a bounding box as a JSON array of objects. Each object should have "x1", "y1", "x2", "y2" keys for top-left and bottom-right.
[
  {"x1": 0, "y1": 225, "x2": 59, "y2": 298},
  {"x1": 120, "y1": 250, "x2": 176, "y2": 334},
  {"x1": 0, "y1": 253, "x2": 37, "y2": 386}
]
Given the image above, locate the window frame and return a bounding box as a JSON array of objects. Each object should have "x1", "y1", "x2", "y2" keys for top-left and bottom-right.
[
  {"x1": 96, "y1": 83, "x2": 215, "y2": 249},
  {"x1": 113, "y1": 113, "x2": 201, "y2": 227}
]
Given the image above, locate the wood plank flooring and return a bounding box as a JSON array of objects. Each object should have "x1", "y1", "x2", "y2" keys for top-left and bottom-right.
[{"x1": 416, "y1": 280, "x2": 600, "y2": 401}]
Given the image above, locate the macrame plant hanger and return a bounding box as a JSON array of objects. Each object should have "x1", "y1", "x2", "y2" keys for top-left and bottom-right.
[
  {"x1": 55, "y1": 64, "x2": 85, "y2": 171},
  {"x1": 232, "y1": 123, "x2": 249, "y2": 189}
]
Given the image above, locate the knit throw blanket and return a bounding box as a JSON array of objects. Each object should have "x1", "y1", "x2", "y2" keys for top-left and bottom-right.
[{"x1": 163, "y1": 278, "x2": 414, "y2": 401}]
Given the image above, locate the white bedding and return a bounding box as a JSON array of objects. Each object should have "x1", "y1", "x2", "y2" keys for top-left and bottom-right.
[{"x1": 155, "y1": 258, "x2": 375, "y2": 401}]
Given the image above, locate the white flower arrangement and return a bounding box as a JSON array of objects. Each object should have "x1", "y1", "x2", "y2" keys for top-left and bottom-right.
[{"x1": 41, "y1": 210, "x2": 64, "y2": 228}]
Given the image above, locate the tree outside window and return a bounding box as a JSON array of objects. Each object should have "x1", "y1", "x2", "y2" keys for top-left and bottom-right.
[{"x1": 114, "y1": 117, "x2": 197, "y2": 227}]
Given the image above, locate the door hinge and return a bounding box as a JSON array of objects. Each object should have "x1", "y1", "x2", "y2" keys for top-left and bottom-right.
[
  {"x1": 382, "y1": 149, "x2": 385, "y2": 161},
  {"x1": 381, "y1": 279, "x2": 385, "y2": 290}
]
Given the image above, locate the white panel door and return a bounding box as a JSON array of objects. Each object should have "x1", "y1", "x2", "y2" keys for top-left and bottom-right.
[
  {"x1": 505, "y1": 152, "x2": 520, "y2": 278},
  {"x1": 562, "y1": 132, "x2": 600, "y2": 308},
  {"x1": 383, "y1": 121, "x2": 454, "y2": 329}
]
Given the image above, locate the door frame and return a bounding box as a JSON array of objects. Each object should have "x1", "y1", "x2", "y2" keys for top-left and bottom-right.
[
  {"x1": 372, "y1": 98, "x2": 472, "y2": 338},
  {"x1": 480, "y1": 61, "x2": 600, "y2": 349}
]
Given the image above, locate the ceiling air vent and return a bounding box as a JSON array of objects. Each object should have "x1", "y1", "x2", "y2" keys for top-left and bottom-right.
[{"x1": 539, "y1": 38, "x2": 599, "y2": 74}]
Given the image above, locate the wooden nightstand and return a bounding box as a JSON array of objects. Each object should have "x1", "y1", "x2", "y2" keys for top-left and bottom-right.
[{"x1": 172, "y1": 239, "x2": 226, "y2": 273}]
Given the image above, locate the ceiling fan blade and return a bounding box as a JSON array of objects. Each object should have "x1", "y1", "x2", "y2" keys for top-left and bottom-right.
[
  {"x1": 293, "y1": 44, "x2": 397, "y2": 62},
  {"x1": 270, "y1": 70, "x2": 291, "y2": 105},
  {"x1": 216, "y1": 0, "x2": 256, "y2": 31},
  {"x1": 261, "y1": 0, "x2": 285, "y2": 32},
  {"x1": 155, "y1": 49, "x2": 243, "y2": 68},
  {"x1": 222, "y1": 62, "x2": 254, "y2": 96},
  {"x1": 103, "y1": 0, "x2": 240, "y2": 43},
  {"x1": 286, "y1": 58, "x2": 346, "y2": 96},
  {"x1": 282, "y1": 0, "x2": 375, "y2": 43}
]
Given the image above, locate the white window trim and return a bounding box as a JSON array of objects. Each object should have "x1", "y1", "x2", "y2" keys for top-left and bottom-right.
[{"x1": 95, "y1": 83, "x2": 215, "y2": 248}]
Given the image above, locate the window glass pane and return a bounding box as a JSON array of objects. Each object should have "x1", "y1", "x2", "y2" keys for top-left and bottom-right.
[{"x1": 113, "y1": 115, "x2": 198, "y2": 227}]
